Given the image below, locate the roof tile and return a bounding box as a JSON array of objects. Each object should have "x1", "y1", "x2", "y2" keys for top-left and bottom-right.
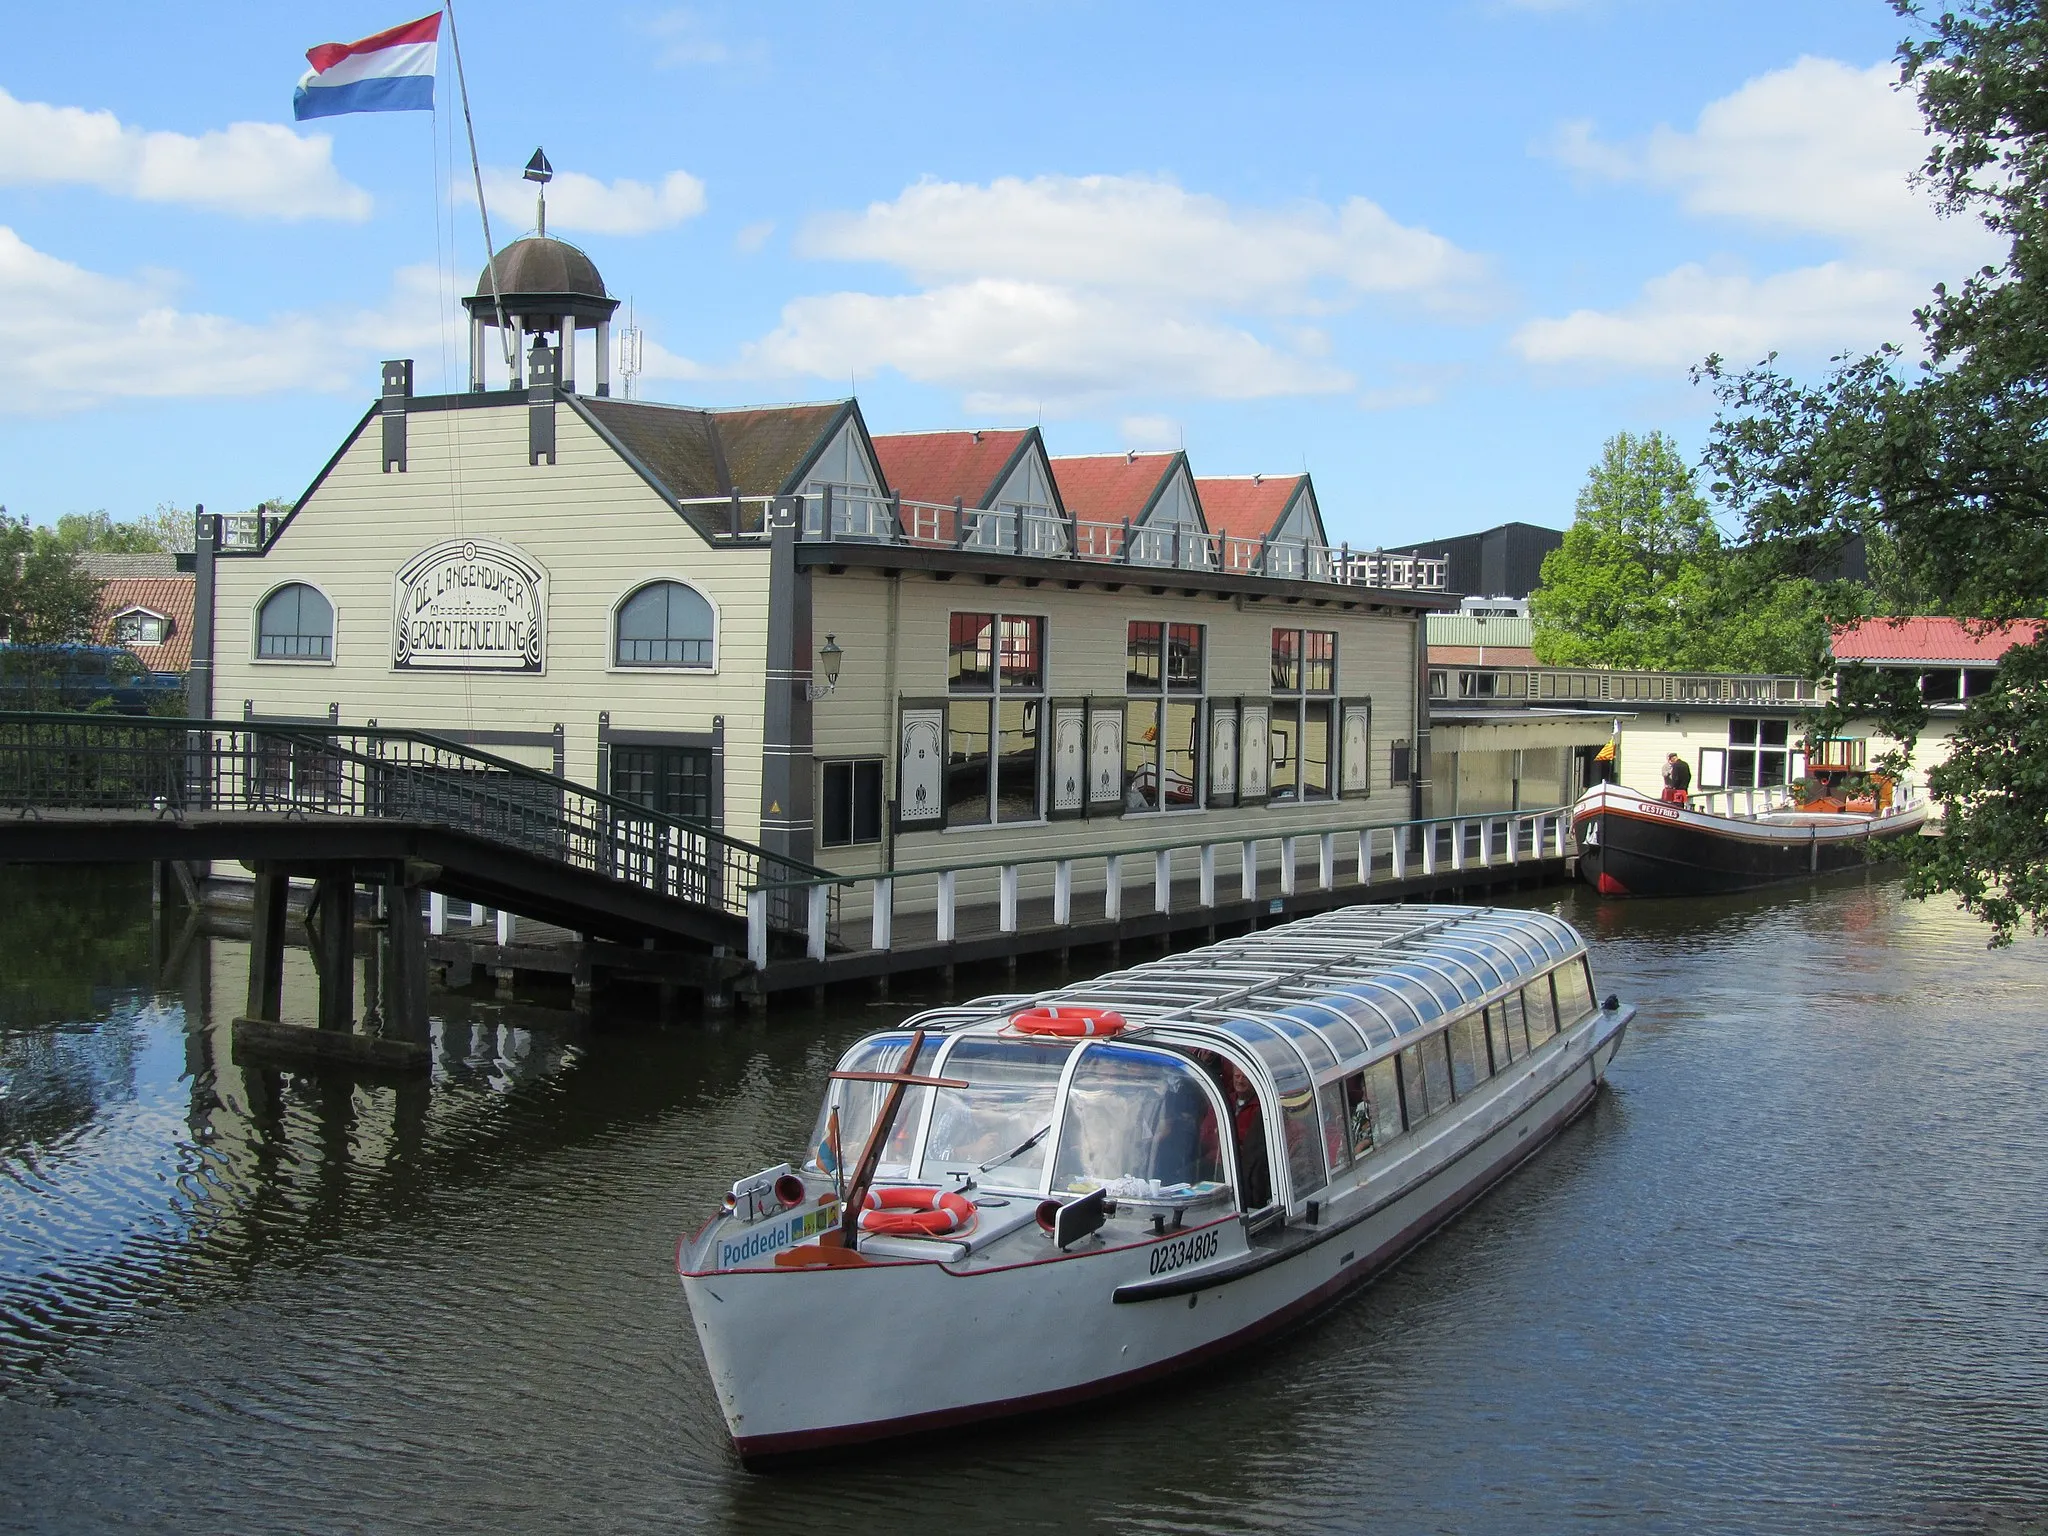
[{"x1": 1830, "y1": 617, "x2": 2043, "y2": 665}]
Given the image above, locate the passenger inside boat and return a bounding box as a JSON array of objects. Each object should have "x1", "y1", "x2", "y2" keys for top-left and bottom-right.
[
  {"x1": 1050, "y1": 1045, "x2": 1227, "y2": 1198},
  {"x1": 1186, "y1": 1051, "x2": 1271, "y2": 1210}
]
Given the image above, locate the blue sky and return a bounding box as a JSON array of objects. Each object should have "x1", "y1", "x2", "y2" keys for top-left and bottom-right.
[{"x1": 0, "y1": 1, "x2": 1993, "y2": 547}]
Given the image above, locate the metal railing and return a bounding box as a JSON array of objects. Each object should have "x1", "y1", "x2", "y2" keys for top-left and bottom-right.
[
  {"x1": 744, "y1": 804, "x2": 1575, "y2": 969},
  {"x1": 1684, "y1": 778, "x2": 1920, "y2": 819},
  {"x1": 1431, "y1": 666, "x2": 1821, "y2": 705},
  {"x1": 668, "y1": 491, "x2": 1447, "y2": 592},
  {"x1": 0, "y1": 711, "x2": 835, "y2": 936}
]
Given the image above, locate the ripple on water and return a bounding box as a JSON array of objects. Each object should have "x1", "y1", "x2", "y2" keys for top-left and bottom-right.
[{"x1": 0, "y1": 869, "x2": 2045, "y2": 1534}]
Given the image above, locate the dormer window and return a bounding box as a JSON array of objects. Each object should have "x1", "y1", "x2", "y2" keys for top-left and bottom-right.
[{"x1": 113, "y1": 608, "x2": 169, "y2": 646}]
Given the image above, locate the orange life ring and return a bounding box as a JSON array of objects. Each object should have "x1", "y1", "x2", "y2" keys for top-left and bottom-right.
[
  {"x1": 1008, "y1": 1005, "x2": 1127, "y2": 1038},
  {"x1": 858, "y1": 1186, "x2": 976, "y2": 1237}
]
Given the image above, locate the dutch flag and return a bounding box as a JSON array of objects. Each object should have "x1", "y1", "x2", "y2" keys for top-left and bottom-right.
[{"x1": 293, "y1": 11, "x2": 441, "y2": 121}]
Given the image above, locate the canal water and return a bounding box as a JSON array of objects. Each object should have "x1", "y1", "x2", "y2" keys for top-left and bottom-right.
[{"x1": 1, "y1": 867, "x2": 2044, "y2": 1535}]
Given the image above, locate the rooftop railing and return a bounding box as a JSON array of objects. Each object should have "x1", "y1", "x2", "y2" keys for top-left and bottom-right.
[
  {"x1": 1429, "y1": 666, "x2": 1822, "y2": 706},
  {"x1": 671, "y1": 491, "x2": 1448, "y2": 591}
]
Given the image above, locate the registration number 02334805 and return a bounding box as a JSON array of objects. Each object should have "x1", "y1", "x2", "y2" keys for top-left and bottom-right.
[{"x1": 1146, "y1": 1227, "x2": 1221, "y2": 1276}]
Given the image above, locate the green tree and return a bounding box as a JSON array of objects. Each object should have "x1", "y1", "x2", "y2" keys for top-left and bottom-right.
[
  {"x1": 0, "y1": 511, "x2": 104, "y2": 707},
  {"x1": 1531, "y1": 431, "x2": 1831, "y2": 671},
  {"x1": 37, "y1": 504, "x2": 195, "y2": 555},
  {"x1": 1700, "y1": 0, "x2": 2048, "y2": 943}
]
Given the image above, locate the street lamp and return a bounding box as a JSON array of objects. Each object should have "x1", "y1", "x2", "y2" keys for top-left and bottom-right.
[{"x1": 807, "y1": 634, "x2": 843, "y2": 700}]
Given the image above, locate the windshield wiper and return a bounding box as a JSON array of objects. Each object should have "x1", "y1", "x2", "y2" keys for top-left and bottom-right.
[{"x1": 975, "y1": 1123, "x2": 1051, "y2": 1178}]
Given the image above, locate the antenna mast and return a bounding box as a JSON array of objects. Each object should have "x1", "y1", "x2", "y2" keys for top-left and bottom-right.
[{"x1": 617, "y1": 298, "x2": 644, "y2": 400}]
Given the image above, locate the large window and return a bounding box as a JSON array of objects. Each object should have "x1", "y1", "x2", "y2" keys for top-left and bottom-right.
[
  {"x1": 1727, "y1": 717, "x2": 1789, "y2": 788},
  {"x1": 820, "y1": 759, "x2": 883, "y2": 847},
  {"x1": 256, "y1": 583, "x2": 333, "y2": 661},
  {"x1": 615, "y1": 581, "x2": 714, "y2": 667},
  {"x1": 946, "y1": 612, "x2": 1044, "y2": 826},
  {"x1": 1271, "y1": 628, "x2": 1335, "y2": 802},
  {"x1": 1123, "y1": 621, "x2": 1204, "y2": 812}
]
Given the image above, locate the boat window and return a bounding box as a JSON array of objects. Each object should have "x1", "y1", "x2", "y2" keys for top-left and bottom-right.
[
  {"x1": 1318, "y1": 1078, "x2": 1353, "y2": 1178},
  {"x1": 1278, "y1": 1082, "x2": 1327, "y2": 1199},
  {"x1": 1364, "y1": 1058, "x2": 1405, "y2": 1148},
  {"x1": 1553, "y1": 958, "x2": 1595, "y2": 1027},
  {"x1": 1325, "y1": 987, "x2": 1403, "y2": 1048},
  {"x1": 1524, "y1": 978, "x2": 1559, "y2": 1045},
  {"x1": 920, "y1": 1038, "x2": 1074, "y2": 1192},
  {"x1": 1262, "y1": 1011, "x2": 1343, "y2": 1076},
  {"x1": 1447, "y1": 1011, "x2": 1489, "y2": 1097},
  {"x1": 1195, "y1": 1052, "x2": 1272, "y2": 1210},
  {"x1": 1486, "y1": 993, "x2": 1529, "y2": 1068},
  {"x1": 809, "y1": 1033, "x2": 941, "y2": 1181},
  {"x1": 1050, "y1": 1045, "x2": 1226, "y2": 1199},
  {"x1": 1398, "y1": 1034, "x2": 1454, "y2": 1126}
]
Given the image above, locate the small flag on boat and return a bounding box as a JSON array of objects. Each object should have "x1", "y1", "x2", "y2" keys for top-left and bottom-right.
[
  {"x1": 1595, "y1": 740, "x2": 1617, "y2": 762},
  {"x1": 293, "y1": 11, "x2": 442, "y2": 121}
]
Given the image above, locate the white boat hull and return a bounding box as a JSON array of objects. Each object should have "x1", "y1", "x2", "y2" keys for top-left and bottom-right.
[{"x1": 681, "y1": 1006, "x2": 1630, "y2": 1463}]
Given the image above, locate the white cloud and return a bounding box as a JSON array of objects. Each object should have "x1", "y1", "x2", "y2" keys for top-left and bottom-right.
[
  {"x1": 0, "y1": 227, "x2": 444, "y2": 414},
  {"x1": 736, "y1": 279, "x2": 1351, "y2": 413},
  {"x1": 1548, "y1": 57, "x2": 1991, "y2": 265},
  {"x1": 1522, "y1": 56, "x2": 2001, "y2": 371},
  {"x1": 691, "y1": 174, "x2": 1480, "y2": 409},
  {"x1": 475, "y1": 167, "x2": 706, "y2": 236},
  {"x1": 1514, "y1": 259, "x2": 1926, "y2": 370},
  {"x1": 801, "y1": 174, "x2": 1486, "y2": 314},
  {"x1": 734, "y1": 220, "x2": 775, "y2": 253},
  {"x1": 643, "y1": 10, "x2": 766, "y2": 69},
  {"x1": 0, "y1": 88, "x2": 371, "y2": 221}
]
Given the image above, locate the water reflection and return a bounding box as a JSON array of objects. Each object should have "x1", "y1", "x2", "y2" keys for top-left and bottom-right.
[{"x1": 0, "y1": 865, "x2": 2044, "y2": 1535}]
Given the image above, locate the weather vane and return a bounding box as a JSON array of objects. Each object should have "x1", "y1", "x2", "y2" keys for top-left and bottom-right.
[{"x1": 524, "y1": 147, "x2": 553, "y2": 236}]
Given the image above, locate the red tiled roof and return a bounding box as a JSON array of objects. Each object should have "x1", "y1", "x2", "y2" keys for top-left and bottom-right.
[
  {"x1": 93, "y1": 575, "x2": 195, "y2": 672},
  {"x1": 872, "y1": 429, "x2": 1032, "y2": 508},
  {"x1": 1196, "y1": 475, "x2": 1306, "y2": 543},
  {"x1": 1050, "y1": 453, "x2": 1182, "y2": 525},
  {"x1": 1830, "y1": 617, "x2": 2043, "y2": 665}
]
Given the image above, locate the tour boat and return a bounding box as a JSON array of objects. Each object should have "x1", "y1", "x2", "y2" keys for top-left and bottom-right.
[
  {"x1": 677, "y1": 904, "x2": 1632, "y2": 1465},
  {"x1": 1571, "y1": 782, "x2": 1930, "y2": 897}
]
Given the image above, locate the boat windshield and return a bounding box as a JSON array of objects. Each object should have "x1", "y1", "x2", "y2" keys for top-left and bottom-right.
[
  {"x1": 1050, "y1": 1044, "x2": 1227, "y2": 1201},
  {"x1": 806, "y1": 1033, "x2": 940, "y2": 1183},
  {"x1": 919, "y1": 1038, "x2": 1074, "y2": 1192}
]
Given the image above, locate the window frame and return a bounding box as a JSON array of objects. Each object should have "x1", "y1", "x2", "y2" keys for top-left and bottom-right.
[
  {"x1": 112, "y1": 608, "x2": 169, "y2": 647},
  {"x1": 609, "y1": 577, "x2": 720, "y2": 672},
  {"x1": 251, "y1": 580, "x2": 337, "y2": 666},
  {"x1": 942, "y1": 611, "x2": 1048, "y2": 829},
  {"x1": 1121, "y1": 619, "x2": 1206, "y2": 815},
  {"x1": 1269, "y1": 627, "x2": 1338, "y2": 804},
  {"x1": 818, "y1": 757, "x2": 885, "y2": 848}
]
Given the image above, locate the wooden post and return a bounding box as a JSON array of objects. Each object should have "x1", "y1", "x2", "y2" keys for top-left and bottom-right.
[
  {"x1": 1422, "y1": 823, "x2": 1436, "y2": 877},
  {"x1": 385, "y1": 875, "x2": 429, "y2": 1047},
  {"x1": 429, "y1": 890, "x2": 447, "y2": 936},
  {"x1": 871, "y1": 877, "x2": 894, "y2": 951},
  {"x1": 1000, "y1": 865, "x2": 1020, "y2": 933},
  {"x1": 1394, "y1": 823, "x2": 1408, "y2": 879},
  {"x1": 1053, "y1": 859, "x2": 1073, "y2": 926},
  {"x1": 1280, "y1": 837, "x2": 1296, "y2": 896},
  {"x1": 1451, "y1": 819, "x2": 1465, "y2": 871},
  {"x1": 496, "y1": 907, "x2": 515, "y2": 947},
  {"x1": 1319, "y1": 833, "x2": 1335, "y2": 891},
  {"x1": 1240, "y1": 840, "x2": 1258, "y2": 901},
  {"x1": 746, "y1": 889, "x2": 769, "y2": 970},
  {"x1": 807, "y1": 884, "x2": 830, "y2": 962},
  {"x1": 1154, "y1": 849, "x2": 1172, "y2": 914},
  {"x1": 1358, "y1": 827, "x2": 1373, "y2": 885},
  {"x1": 1103, "y1": 855, "x2": 1122, "y2": 921},
  {"x1": 1199, "y1": 844, "x2": 1217, "y2": 907},
  {"x1": 937, "y1": 870, "x2": 957, "y2": 942},
  {"x1": 313, "y1": 869, "x2": 355, "y2": 1032},
  {"x1": 245, "y1": 867, "x2": 288, "y2": 1024}
]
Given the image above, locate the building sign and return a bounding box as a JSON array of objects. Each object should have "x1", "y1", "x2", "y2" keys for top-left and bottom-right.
[
  {"x1": 1340, "y1": 700, "x2": 1372, "y2": 797},
  {"x1": 898, "y1": 707, "x2": 944, "y2": 825},
  {"x1": 393, "y1": 539, "x2": 547, "y2": 672},
  {"x1": 1051, "y1": 705, "x2": 1086, "y2": 813}
]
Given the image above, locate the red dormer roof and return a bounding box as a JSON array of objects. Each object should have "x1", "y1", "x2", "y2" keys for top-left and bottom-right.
[
  {"x1": 1831, "y1": 617, "x2": 2043, "y2": 666},
  {"x1": 1196, "y1": 474, "x2": 1311, "y2": 544},
  {"x1": 872, "y1": 429, "x2": 1034, "y2": 508},
  {"x1": 1050, "y1": 452, "x2": 1186, "y2": 526}
]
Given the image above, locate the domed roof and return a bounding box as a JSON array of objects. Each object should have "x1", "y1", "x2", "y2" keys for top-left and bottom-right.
[
  {"x1": 475, "y1": 236, "x2": 608, "y2": 300},
  {"x1": 464, "y1": 236, "x2": 619, "y2": 322}
]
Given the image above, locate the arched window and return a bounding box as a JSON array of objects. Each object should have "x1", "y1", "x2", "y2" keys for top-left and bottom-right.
[
  {"x1": 615, "y1": 581, "x2": 714, "y2": 667},
  {"x1": 256, "y1": 584, "x2": 333, "y2": 660}
]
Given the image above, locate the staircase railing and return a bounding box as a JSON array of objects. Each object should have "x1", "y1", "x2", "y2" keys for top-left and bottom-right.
[{"x1": 0, "y1": 711, "x2": 835, "y2": 936}]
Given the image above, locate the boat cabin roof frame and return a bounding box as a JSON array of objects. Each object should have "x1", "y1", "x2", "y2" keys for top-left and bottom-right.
[{"x1": 851, "y1": 906, "x2": 1593, "y2": 1217}]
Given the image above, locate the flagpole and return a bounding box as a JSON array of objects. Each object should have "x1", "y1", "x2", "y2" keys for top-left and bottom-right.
[{"x1": 442, "y1": 0, "x2": 514, "y2": 371}]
